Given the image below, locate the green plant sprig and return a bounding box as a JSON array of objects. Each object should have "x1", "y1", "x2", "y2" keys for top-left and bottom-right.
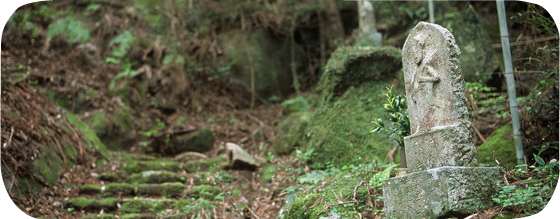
[{"x1": 370, "y1": 86, "x2": 410, "y2": 148}]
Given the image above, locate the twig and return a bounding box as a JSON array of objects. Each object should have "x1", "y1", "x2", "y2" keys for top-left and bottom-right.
[
  {"x1": 472, "y1": 124, "x2": 486, "y2": 143},
  {"x1": 53, "y1": 137, "x2": 68, "y2": 171},
  {"x1": 353, "y1": 181, "x2": 366, "y2": 202},
  {"x1": 63, "y1": 118, "x2": 83, "y2": 158},
  {"x1": 6, "y1": 126, "x2": 14, "y2": 148},
  {"x1": 245, "y1": 204, "x2": 261, "y2": 219}
]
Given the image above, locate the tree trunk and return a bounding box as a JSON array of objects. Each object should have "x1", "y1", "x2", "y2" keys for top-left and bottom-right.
[{"x1": 321, "y1": 0, "x2": 345, "y2": 48}]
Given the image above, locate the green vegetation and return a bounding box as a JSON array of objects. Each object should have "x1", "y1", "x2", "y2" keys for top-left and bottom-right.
[
  {"x1": 477, "y1": 124, "x2": 517, "y2": 167},
  {"x1": 370, "y1": 86, "x2": 410, "y2": 149},
  {"x1": 493, "y1": 159, "x2": 558, "y2": 216},
  {"x1": 47, "y1": 17, "x2": 90, "y2": 45}
]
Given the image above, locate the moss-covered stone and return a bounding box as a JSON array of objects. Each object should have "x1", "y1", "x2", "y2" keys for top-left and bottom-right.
[
  {"x1": 477, "y1": 124, "x2": 517, "y2": 167},
  {"x1": 273, "y1": 112, "x2": 312, "y2": 154},
  {"x1": 13, "y1": 176, "x2": 43, "y2": 198},
  {"x1": 183, "y1": 157, "x2": 225, "y2": 173},
  {"x1": 99, "y1": 172, "x2": 122, "y2": 182},
  {"x1": 127, "y1": 170, "x2": 187, "y2": 184},
  {"x1": 122, "y1": 161, "x2": 180, "y2": 173},
  {"x1": 81, "y1": 214, "x2": 115, "y2": 219},
  {"x1": 281, "y1": 96, "x2": 311, "y2": 115},
  {"x1": 285, "y1": 172, "x2": 370, "y2": 218},
  {"x1": 303, "y1": 81, "x2": 401, "y2": 169},
  {"x1": 317, "y1": 46, "x2": 402, "y2": 102},
  {"x1": 120, "y1": 199, "x2": 175, "y2": 214},
  {"x1": 64, "y1": 197, "x2": 100, "y2": 211},
  {"x1": 437, "y1": 4, "x2": 501, "y2": 83},
  {"x1": 104, "y1": 183, "x2": 135, "y2": 196},
  {"x1": 137, "y1": 182, "x2": 185, "y2": 197},
  {"x1": 218, "y1": 28, "x2": 295, "y2": 99},
  {"x1": 151, "y1": 128, "x2": 215, "y2": 155},
  {"x1": 33, "y1": 145, "x2": 64, "y2": 187},
  {"x1": 65, "y1": 112, "x2": 110, "y2": 159},
  {"x1": 117, "y1": 153, "x2": 158, "y2": 161},
  {"x1": 80, "y1": 184, "x2": 102, "y2": 195},
  {"x1": 190, "y1": 185, "x2": 221, "y2": 199},
  {"x1": 120, "y1": 214, "x2": 156, "y2": 219}
]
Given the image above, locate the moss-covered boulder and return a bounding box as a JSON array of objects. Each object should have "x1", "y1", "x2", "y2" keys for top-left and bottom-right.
[
  {"x1": 218, "y1": 28, "x2": 295, "y2": 99},
  {"x1": 82, "y1": 109, "x2": 135, "y2": 151},
  {"x1": 317, "y1": 46, "x2": 402, "y2": 102},
  {"x1": 273, "y1": 112, "x2": 313, "y2": 155},
  {"x1": 150, "y1": 128, "x2": 215, "y2": 155},
  {"x1": 301, "y1": 46, "x2": 402, "y2": 168},
  {"x1": 477, "y1": 124, "x2": 517, "y2": 167},
  {"x1": 285, "y1": 172, "x2": 370, "y2": 218},
  {"x1": 437, "y1": 3, "x2": 501, "y2": 83}
]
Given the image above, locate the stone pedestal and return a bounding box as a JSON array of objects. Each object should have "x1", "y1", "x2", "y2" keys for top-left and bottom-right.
[
  {"x1": 405, "y1": 124, "x2": 477, "y2": 172},
  {"x1": 383, "y1": 166, "x2": 503, "y2": 219}
]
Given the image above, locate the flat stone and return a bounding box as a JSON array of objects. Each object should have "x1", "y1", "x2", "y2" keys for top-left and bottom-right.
[
  {"x1": 226, "y1": 143, "x2": 259, "y2": 171},
  {"x1": 127, "y1": 170, "x2": 187, "y2": 184},
  {"x1": 121, "y1": 161, "x2": 180, "y2": 173},
  {"x1": 137, "y1": 182, "x2": 185, "y2": 198},
  {"x1": 382, "y1": 166, "x2": 502, "y2": 219}
]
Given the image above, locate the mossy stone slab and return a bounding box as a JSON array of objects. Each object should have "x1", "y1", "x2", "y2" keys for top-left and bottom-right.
[
  {"x1": 127, "y1": 170, "x2": 187, "y2": 184},
  {"x1": 273, "y1": 112, "x2": 312, "y2": 155},
  {"x1": 137, "y1": 182, "x2": 185, "y2": 197},
  {"x1": 183, "y1": 157, "x2": 225, "y2": 173},
  {"x1": 122, "y1": 161, "x2": 180, "y2": 173}
]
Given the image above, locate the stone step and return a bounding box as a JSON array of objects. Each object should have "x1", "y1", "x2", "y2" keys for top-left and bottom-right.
[
  {"x1": 78, "y1": 183, "x2": 221, "y2": 198},
  {"x1": 65, "y1": 197, "x2": 190, "y2": 214},
  {"x1": 121, "y1": 157, "x2": 227, "y2": 174},
  {"x1": 81, "y1": 213, "x2": 195, "y2": 219},
  {"x1": 96, "y1": 170, "x2": 236, "y2": 185}
]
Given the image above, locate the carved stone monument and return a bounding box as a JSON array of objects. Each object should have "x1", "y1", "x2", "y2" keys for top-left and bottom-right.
[{"x1": 382, "y1": 22, "x2": 503, "y2": 218}]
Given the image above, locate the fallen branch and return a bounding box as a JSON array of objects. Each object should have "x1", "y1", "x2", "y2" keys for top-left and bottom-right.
[
  {"x1": 353, "y1": 181, "x2": 366, "y2": 202},
  {"x1": 472, "y1": 124, "x2": 486, "y2": 143},
  {"x1": 6, "y1": 126, "x2": 14, "y2": 149}
]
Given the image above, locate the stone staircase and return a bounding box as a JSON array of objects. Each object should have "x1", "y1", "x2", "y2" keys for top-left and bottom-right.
[{"x1": 65, "y1": 154, "x2": 236, "y2": 219}]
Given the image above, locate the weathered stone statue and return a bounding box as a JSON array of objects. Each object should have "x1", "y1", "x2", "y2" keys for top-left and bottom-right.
[
  {"x1": 356, "y1": 1, "x2": 382, "y2": 47},
  {"x1": 382, "y1": 22, "x2": 503, "y2": 218}
]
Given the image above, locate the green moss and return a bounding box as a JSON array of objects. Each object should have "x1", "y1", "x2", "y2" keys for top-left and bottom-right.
[
  {"x1": 13, "y1": 176, "x2": 44, "y2": 197},
  {"x1": 80, "y1": 184, "x2": 102, "y2": 195},
  {"x1": 260, "y1": 166, "x2": 278, "y2": 183},
  {"x1": 281, "y1": 96, "x2": 310, "y2": 115},
  {"x1": 120, "y1": 199, "x2": 175, "y2": 214},
  {"x1": 127, "y1": 170, "x2": 187, "y2": 184},
  {"x1": 273, "y1": 112, "x2": 312, "y2": 154},
  {"x1": 231, "y1": 189, "x2": 240, "y2": 198},
  {"x1": 44, "y1": 90, "x2": 72, "y2": 110},
  {"x1": 477, "y1": 124, "x2": 517, "y2": 167},
  {"x1": 183, "y1": 157, "x2": 224, "y2": 173},
  {"x1": 64, "y1": 197, "x2": 100, "y2": 211},
  {"x1": 174, "y1": 199, "x2": 191, "y2": 210},
  {"x1": 285, "y1": 172, "x2": 370, "y2": 218},
  {"x1": 104, "y1": 183, "x2": 135, "y2": 196},
  {"x1": 317, "y1": 46, "x2": 402, "y2": 102},
  {"x1": 99, "y1": 172, "x2": 122, "y2": 181},
  {"x1": 120, "y1": 213, "x2": 146, "y2": 219},
  {"x1": 122, "y1": 161, "x2": 180, "y2": 173},
  {"x1": 34, "y1": 145, "x2": 63, "y2": 187},
  {"x1": 64, "y1": 112, "x2": 110, "y2": 158},
  {"x1": 81, "y1": 214, "x2": 115, "y2": 219},
  {"x1": 191, "y1": 185, "x2": 221, "y2": 199},
  {"x1": 303, "y1": 81, "x2": 400, "y2": 169},
  {"x1": 137, "y1": 182, "x2": 185, "y2": 197}
]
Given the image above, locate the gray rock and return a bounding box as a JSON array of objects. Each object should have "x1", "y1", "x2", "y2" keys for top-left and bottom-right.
[{"x1": 226, "y1": 143, "x2": 259, "y2": 171}]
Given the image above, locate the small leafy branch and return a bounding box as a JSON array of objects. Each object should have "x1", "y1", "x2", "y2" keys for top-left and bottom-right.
[{"x1": 370, "y1": 86, "x2": 410, "y2": 148}]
